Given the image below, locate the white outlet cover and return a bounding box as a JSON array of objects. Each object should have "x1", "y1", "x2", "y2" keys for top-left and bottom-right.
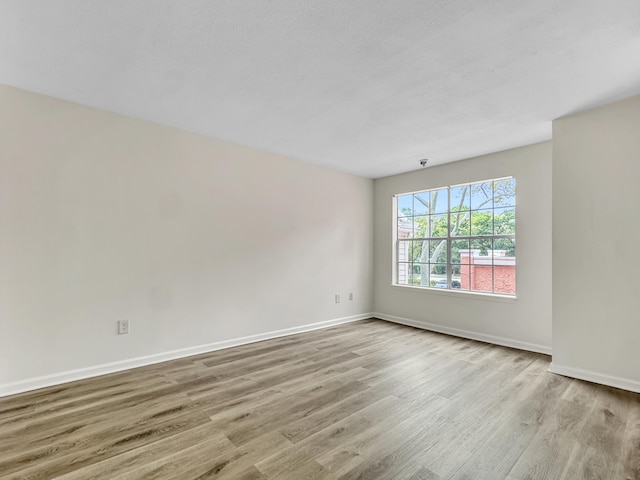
[{"x1": 118, "y1": 320, "x2": 130, "y2": 335}]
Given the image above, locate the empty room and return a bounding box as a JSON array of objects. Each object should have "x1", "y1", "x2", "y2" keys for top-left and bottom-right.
[{"x1": 1, "y1": 1, "x2": 639, "y2": 479}]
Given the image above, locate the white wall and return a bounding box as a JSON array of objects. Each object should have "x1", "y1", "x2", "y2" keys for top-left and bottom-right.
[
  {"x1": 373, "y1": 142, "x2": 552, "y2": 353},
  {"x1": 551, "y1": 94, "x2": 640, "y2": 392},
  {"x1": 0, "y1": 85, "x2": 373, "y2": 393}
]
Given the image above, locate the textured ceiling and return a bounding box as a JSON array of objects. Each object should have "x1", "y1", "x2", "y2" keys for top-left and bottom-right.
[{"x1": 2, "y1": 1, "x2": 640, "y2": 178}]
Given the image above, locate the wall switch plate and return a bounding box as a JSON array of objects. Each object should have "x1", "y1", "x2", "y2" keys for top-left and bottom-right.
[
  {"x1": 118, "y1": 320, "x2": 130, "y2": 335},
  {"x1": 335, "y1": 294, "x2": 340, "y2": 303}
]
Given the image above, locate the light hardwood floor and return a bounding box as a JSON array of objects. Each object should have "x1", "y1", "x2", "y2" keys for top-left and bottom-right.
[{"x1": 1, "y1": 319, "x2": 639, "y2": 480}]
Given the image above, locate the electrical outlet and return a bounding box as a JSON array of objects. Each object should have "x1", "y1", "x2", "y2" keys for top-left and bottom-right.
[
  {"x1": 118, "y1": 320, "x2": 130, "y2": 335},
  {"x1": 348, "y1": 293, "x2": 353, "y2": 301},
  {"x1": 335, "y1": 294, "x2": 341, "y2": 303}
]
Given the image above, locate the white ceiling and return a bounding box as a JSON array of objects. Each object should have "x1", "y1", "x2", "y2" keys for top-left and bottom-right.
[{"x1": 2, "y1": 1, "x2": 640, "y2": 178}]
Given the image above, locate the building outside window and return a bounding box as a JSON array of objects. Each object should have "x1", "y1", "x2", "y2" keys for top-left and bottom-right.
[{"x1": 394, "y1": 177, "x2": 516, "y2": 295}]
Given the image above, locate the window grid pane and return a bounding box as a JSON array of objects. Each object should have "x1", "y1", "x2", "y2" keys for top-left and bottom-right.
[{"x1": 395, "y1": 178, "x2": 516, "y2": 295}]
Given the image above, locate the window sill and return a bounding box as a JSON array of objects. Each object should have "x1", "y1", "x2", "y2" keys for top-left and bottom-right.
[{"x1": 390, "y1": 284, "x2": 517, "y2": 303}]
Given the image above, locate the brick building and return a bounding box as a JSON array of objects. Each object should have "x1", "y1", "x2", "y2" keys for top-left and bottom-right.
[{"x1": 459, "y1": 249, "x2": 516, "y2": 294}]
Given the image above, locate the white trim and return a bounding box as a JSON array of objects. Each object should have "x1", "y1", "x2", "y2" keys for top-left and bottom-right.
[
  {"x1": 0, "y1": 313, "x2": 371, "y2": 398},
  {"x1": 548, "y1": 363, "x2": 640, "y2": 394},
  {"x1": 390, "y1": 284, "x2": 516, "y2": 303},
  {"x1": 373, "y1": 312, "x2": 551, "y2": 355}
]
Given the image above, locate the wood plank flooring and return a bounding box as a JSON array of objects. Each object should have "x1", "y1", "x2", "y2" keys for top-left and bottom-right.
[{"x1": 1, "y1": 318, "x2": 638, "y2": 480}]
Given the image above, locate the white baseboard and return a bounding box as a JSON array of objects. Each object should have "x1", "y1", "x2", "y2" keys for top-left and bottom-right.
[
  {"x1": 373, "y1": 312, "x2": 552, "y2": 355},
  {"x1": 0, "y1": 313, "x2": 372, "y2": 398},
  {"x1": 548, "y1": 363, "x2": 640, "y2": 394}
]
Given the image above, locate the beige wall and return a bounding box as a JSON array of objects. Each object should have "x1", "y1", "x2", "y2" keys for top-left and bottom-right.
[
  {"x1": 0, "y1": 85, "x2": 374, "y2": 392},
  {"x1": 551, "y1": 94, "x2": 640, "y2": 391},
  {"x1": 373, "y1": 142, "x2": 553, "y2": 353},
  {"x1": 4, "y1": 83, "x2": 639, "y2": 396}
]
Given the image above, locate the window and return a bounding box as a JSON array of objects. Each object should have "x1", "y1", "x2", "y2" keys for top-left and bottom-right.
[{"x1": 394, "y1": 177, "x2": 516, "y2": 295}]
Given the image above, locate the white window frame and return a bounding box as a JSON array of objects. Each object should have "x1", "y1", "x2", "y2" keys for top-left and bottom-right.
[{"x1": 392, "y1": 177, "x2": 516, "y2": 296}]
